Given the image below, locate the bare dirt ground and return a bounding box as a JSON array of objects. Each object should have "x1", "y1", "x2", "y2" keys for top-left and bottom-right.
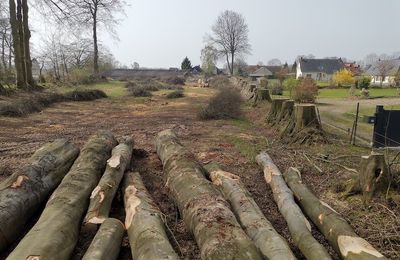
[{"x1": 0, "y1": 86, "x2": 399, "y2": 259}]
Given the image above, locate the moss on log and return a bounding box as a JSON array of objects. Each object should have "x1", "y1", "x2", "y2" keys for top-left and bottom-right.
[
  {"x1": 82, "y1": 218, "x2": 125, "y2": 260},
  {"x1": 267, "y1": 98, "x2": 289, "y2": 124},
  {"x1": 84, "y1": 138, "x2": 134, "y2": 224},
  {"x1": 204, "y1": 162, "x2": 296, "y2": 260},
  {"x1": 0, "y1": 139, "x2": 79, "y2": 252},
  {"x1": 284, "y1": 167, "x2": 387, "y2": 260},
  {"x1": 156, "y1": 129, "x2": 262, "y2": 260},
  {"x1": 7, "y1": 131, "x2": 118, "y2": 260},
  {"x1": 123, "y1": 171, "x2": 179, "y2": 260},
  {"x1": 256, "y1": 153, "x2": 332, "y2": 260}
]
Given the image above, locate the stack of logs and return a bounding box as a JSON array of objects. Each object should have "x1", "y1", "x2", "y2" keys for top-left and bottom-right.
[{"x1": 0, "y1": 129, "x2": 388, "y2": 259}]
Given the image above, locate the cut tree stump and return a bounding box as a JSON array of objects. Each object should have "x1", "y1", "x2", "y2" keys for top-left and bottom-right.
[
  {"x1": 204, "y1": 162, "x2": 296, "y2": 260},
  {"x1": 281, "y1": 104, "x2": 326, "y2": 144},
  {"x1": 284, "y1": 167, "x2": 387, "y2": 260},
  {"x1": 342, "y1": 152, "x2": 390, "y2": 205},
  {"x1": 84, "y1": 138, "x2": 134, "y2": 224},
  {"x1": 0, "y1": 139, "x2": 79, "y2": 252},
  {"x1": 123, "y1": 171, "x2": 179, "y2": 260},
  {"x1": 82, "y1": 218, "x2": 125, "y2": 260},
  {"x1": 156, "y1": 129, "x2": 262, "y2": 260},
  {"x1": 252, "y1": 88, "x2": 272, "y2": 105},
  {"x1": 267, "y1": 98, "x2": 289, "y2": 124},
  {"x1": 276, "y1": 100, "x2": 294, "y2": 125},
  {"x1": 256, "y1": 152, "x2": 332, "y2": 260},
  {"x1": 7, "y1": 131, "x2": 118, "y2": 260}
]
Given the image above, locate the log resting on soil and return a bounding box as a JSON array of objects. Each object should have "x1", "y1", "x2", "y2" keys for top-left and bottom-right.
[
  {"x1": 84, "y1": 138, "x2": 134, "y2": 224},
  {"x1": 155, "y1": 129, "x2": 262, "y2": 260},
  {"x1": 255, "y1": 152, "x2": 332, "y2": 260},
  {"x1": 82, "y1": 218, "x2": 125, "y2": 260},
  {"x1": 0, "y1": 139, "x2": 79, "y2": 252},
  {"x1": 7, "y1": 131, "x2": 118, "y2": 260},
  {"x1": 123, "y1": 171, "x2": 179, "y2": 260},
  {"x1": 284, "y1": 167, "x2": 387, "y2": 260},
  {"x1": 204, "y1": 162, "x2": 296, "y2": 260}
]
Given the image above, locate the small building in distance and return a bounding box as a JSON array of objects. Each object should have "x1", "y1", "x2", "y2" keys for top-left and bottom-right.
[
  {"x1": 249, "y1": 67, "x2": 273, "y2": 82},
  {"x1": 296, "y1": 58, "x2": 344, "y2": 81},
  {"x1": 364, "y1": 58, "x2": 400, "y2": 87}
]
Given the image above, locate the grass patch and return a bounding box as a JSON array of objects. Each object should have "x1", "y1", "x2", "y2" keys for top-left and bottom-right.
[
  {"x1": 224, "y1": 134, "x2": 268, "y2": 162},
  {"x1": 283, "y1": 88, "x2": 400, "y2": 99},
  {"x1": 228, "y1": 119, "x2": 254, "y2": 130},
  {"x1": 166, "y1": 90, "x2": 184, "y2": 99}
]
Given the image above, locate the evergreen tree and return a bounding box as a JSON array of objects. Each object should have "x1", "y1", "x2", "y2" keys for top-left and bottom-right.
[{"x1": 181, "y1": 57, "x2": 192, "y2": 70}]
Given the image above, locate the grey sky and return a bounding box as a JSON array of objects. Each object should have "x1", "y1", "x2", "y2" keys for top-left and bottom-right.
[{"x1": 34, "y1": 0, "x2": 400, "y2": 68}]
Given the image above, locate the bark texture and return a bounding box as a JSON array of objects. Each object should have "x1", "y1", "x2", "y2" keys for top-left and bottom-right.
[
  {"x1": 82, "y1": 218, "x2": 125, "y2": 260},
  {"x1": 276, "y1": 100, "x2": 294, "y2": 125},
  {"x1": 267, "y1": 98, "x2": 289, "y2": 124},
  {"x1": 204, "y1": 162, "x2": 296, "y2": 260},
  {"x1": 0, "y1": 139, "x2": 79, "y2": 252},
  {"x1": 123, "y1": 171, "x2": 179, "y2": 260},
  {"x1": 155, "y1": 129, "x2": 262, "y2": 260},
  {"x1": 255, "y1": 152, "x2": 332, "y2": 260},
  {"x1": 85, "y1": 138, "x2": 134, "y2": 224},
  {"x1": 284, "y1": 167, "x2": 387, "y2": 260},
  {"x1": 7, "y1": 131, "x2": 118, "y2": 260}
]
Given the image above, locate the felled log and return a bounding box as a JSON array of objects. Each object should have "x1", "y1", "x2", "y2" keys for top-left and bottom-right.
[
  {"x1": 123, "y1": 171, "x2": 179, "y2": 260},
  {"x1": 82, "y1": 218, "x2": 125, "y2": 260},
  {"x1": 84, "y1": 138, "x2": 134, "y2": 224},
  {"x1": 8, "y1": 131, "x2": 118, "y2": 260},
  {"x1": 342, "y1": 153, "x2": 390, "y2": 205},
  {"x1": 281, "y1": 104, "x2": 326, "y2": 144},
  {"x1": 156, "y1": 130, "x2": 262, "y2": 260},
  {"x1": 267, "y1": 98, "x2": 289, "y2": 124},
  {"x1": 0, "y1": 139, "x2": 79, "y2": 252},
  {"x1": 284, "y1": 167, "x2": 387, "y2": 260},
  {"x1": 256, "y1": 152, "x2": 332, "y2": 260},
  {"x1": 204, "y1": 162, "x2": 296, "y2": 260}
]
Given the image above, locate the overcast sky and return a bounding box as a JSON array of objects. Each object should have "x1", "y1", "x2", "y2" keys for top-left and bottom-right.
[{"x1": 32, "y1": 0, "x2": 400, "y2": 68}]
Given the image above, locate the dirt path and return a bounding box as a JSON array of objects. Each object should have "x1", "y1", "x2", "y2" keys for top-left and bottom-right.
[{"x1": 0, "y1": 87, "x2": 398, "y2": 259}]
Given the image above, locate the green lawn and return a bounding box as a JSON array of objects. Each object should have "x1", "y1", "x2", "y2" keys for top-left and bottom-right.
[{"x1": 283, "y1": 88, "x2": 400, "y2": 99}]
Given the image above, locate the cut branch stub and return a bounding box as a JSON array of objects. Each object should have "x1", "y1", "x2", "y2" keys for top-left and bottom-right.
[
  {"x1": 84, "y1": 137, "x2": 134, "y2": 225},
  {"x1": 256, "y1": 153, "x2": 332, "y2": 260},
  {"x1": 7, "y1": 131, "x2": 118, "y2": 260},
  {"x1": 204, "y1": 162, "x2": 296, "y2": 260},
  {"x1": 284, "y1": 167, "x2": 387, "y2": 260},
  {"x1": 0, "y1": 139, "x2": 79, "y2": 252},
  {"x1": 155, "y1": 129, "x2": 262, "y2": 260},
  {"x1": 82, "y1": 218, "x2": 125, "y2": 260},
  {"x1": 123, "y1": 171, "x2": 179, "y2": 260},
  {"x1": 267, "y1": 98, "x2": 289, "y2": 124}
]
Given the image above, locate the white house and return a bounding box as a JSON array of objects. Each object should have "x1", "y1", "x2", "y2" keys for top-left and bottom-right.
[
  {"x1": 296, "y1": 58, "x2": 344, "y2": 81},
  {"x1": 365, "y1": 59, "x2": 400, "y2": 87}
]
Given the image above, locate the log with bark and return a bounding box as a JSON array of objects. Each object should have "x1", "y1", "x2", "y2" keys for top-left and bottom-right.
[
  {"x1": 0, "y1": 139, "x2": 79, "y2": 252},
  {"x1": 123, "y1": 171, "x2": 179, "y2": 260},
  {"x1": 341, "y1": 152, "x2": 390, "y2": 205},
  {"x1": 255, "y1": 152, "x2": 332, "y2": 260},
  {"x1": 156, "y1": 129, "x2": 262, "y2": 260},
  {"x1": 284, "y1": 167, "x2": 387, "y2": 260},
  {"x1": 84, "y1": 138, "x2": 134, "y2": 224},
  {"x1": 204, "y1": 162, "x2": 296, "y2": 260},
  {"x1": 280, "y1": 104, "x2": 327, "y2": 144},
  {"x1": 7, "y1": 131, "x2": 118, "y2": 260},
  {"x1": 81, "y1": 218, "x2": 125, "y2": 260},
  {"x1": 267, "y1": 98, "x2": 289, "y2": 124}
]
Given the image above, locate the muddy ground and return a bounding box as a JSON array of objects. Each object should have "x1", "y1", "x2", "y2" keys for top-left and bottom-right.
[{"x1": 0, "y1": 86, "x2": 399, "y2": 259}]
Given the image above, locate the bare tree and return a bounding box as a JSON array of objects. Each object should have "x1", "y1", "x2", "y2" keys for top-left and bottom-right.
[
  {"x1": 200, "y1": 44, "x2": 217, "y2": 77},
  {"x1": 39, "y1": 0, "x2": 125, "y2": 74},
  {"x1": 377, "y1": 59, "x2": 392, "y2": 87},
  {"x1": 208, "y1": 10, "x2": 251, "y2": 75},
  {"x1": 267, "y1": 58, "x2": 282, "y2": 66}
]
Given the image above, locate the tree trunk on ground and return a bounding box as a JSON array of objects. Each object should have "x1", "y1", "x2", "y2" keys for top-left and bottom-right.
[
  {"x1": 281, "y1": 104, "x2": 326, "y2": 144},
  {"x1": 8, "y1": 131, "x2": 118, "y2": 260},
  {"x1": 21, "y1": 0, "x2": 33, "y2": 86},
  {"x1": 82, "y1": 218, "x2": 125, "y2": 260},
  {"x1": 283, "y1": 167, "x2": 387, "y2": 260},
  {"x1": 276, "y1": 100, "x2": 294, "y2": 125},
  {"x1": 0, "y1": 139, "x2": 79, "y2": 252},
  {"x1": 123, "y1": 171, "x2": 180, "y2": 260},
  {"x1": 267, "y1": 98, "x2": 289, "y2": 124},
  {"x1": 84, "y1": 138, "x2": 134, "y2": 225},
  {"x1": 204, "y1": 162, "x2": 296, "y2": 260},
  {"x1": 255, "y1": 153, "x2": 332, "y2": 260},
  {"x1": 9, "y1": 0, "x2": 24, "y2": 87},
  {"x1": 342, "y1": 153, "x2": 390, "y2": 205},
  {"x1": 155, "y1": 129, "x2": 262, "y2": 260}
]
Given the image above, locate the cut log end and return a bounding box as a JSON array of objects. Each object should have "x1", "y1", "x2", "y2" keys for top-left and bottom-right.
[{"x1": 337, "y1": 236, "x2": 384, "y2": 258}]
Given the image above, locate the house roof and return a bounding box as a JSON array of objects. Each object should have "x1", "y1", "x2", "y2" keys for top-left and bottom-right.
[
  {"x1": 364, "y1": 59, "x2": 400, "y2": 76},
  {"x1": 249, "y1": 67, "x2": 273, "y2": 77},
  {"x1": 265, "y1": 66, "x2": 283, "y2": 74},
  {"x1": 299, "y1": 58, "x2": 344, "y2": 74}
]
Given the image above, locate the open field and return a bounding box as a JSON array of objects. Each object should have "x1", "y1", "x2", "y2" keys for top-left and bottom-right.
[{"x1": 0, "y1": 82, "x2": 399, "y2": 259}]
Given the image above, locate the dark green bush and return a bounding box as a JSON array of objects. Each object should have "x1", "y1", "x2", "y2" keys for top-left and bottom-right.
[
  {"x1": 166, "y1": 90, "x2": 184, "y2": 99},
  {"x1": 198, "y1": 87, "x2": 242, "y2": 120}
]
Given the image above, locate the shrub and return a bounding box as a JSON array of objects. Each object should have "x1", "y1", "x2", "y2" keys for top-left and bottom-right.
[
  {"x1": 163, "y1": 76, "x2": 185, "y2": 85},
  {"x1": 293, "y1": 77, "x2": 318, "y2": 103},
  {"x1": 333, "y1": 69, "x2": 355, "y2": 87},
  {"x1": 359, "y1": 76, "x2": 372, "y2": 89},
  {"x1": 166, "y1": 90, "x2": 184, "y2": 99},
  {"x1": 268, "y1": 83, "x2": 283, "y2": 95},
  {"x1": 283, "y1": 78, "x2": 299, "y2": 97},
  {"x1": 64, "y1": 89, "x2": 107, "y2": 101},
  {"x1": 209, "y1": 75, "x2": 230, "y2": 89},
  {"x1": 198, "y1": 87, "x2": 242, "y2": 120},
  {"x1": 360, "y1": 88, "x2": 370, "y2": 99},
  {"x1": 128, "y1": 87, "x2": 152, "y2": 97}
]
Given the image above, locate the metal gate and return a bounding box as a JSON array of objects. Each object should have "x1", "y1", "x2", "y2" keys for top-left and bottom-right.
[{"x1": 373, "y1": 105, "x2": 400, "y2": 148}]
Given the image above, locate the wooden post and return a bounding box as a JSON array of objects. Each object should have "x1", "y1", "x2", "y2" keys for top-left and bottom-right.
[{"x1": 352, "y1": 102, "x2": 360, "y2": 145}]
